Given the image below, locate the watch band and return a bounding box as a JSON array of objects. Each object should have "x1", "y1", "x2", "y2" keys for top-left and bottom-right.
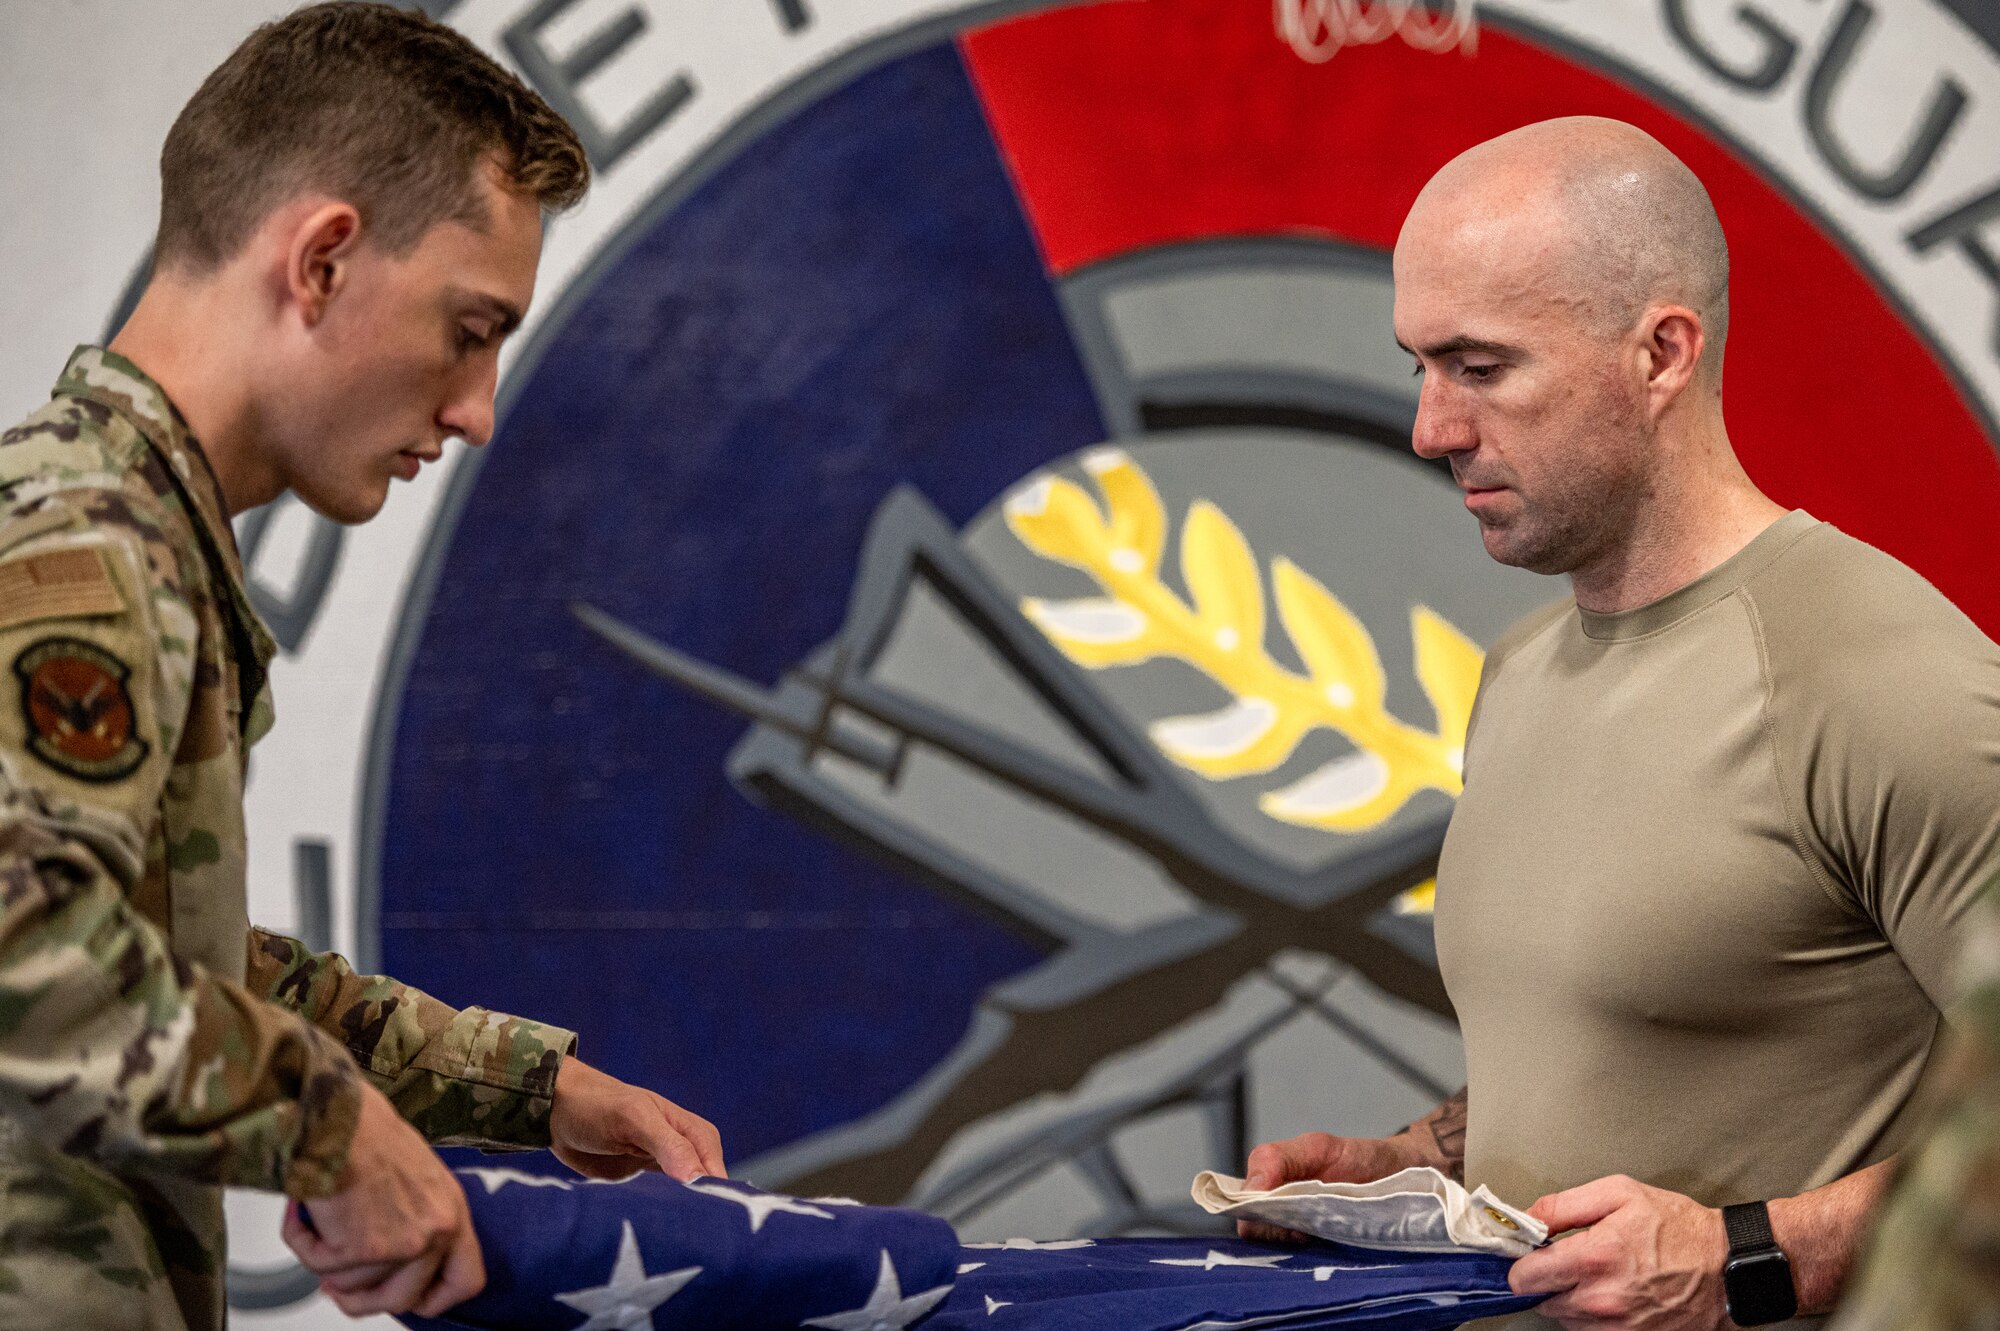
[
  {"x1": 1721, "y1": 1201, "x2": 1797, "y2": 1326},
  {"x1": 1722, "y1": 1201, "x2": 1777, "y2": 1254}
]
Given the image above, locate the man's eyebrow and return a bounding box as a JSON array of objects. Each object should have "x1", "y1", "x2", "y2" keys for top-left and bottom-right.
[
  {"x1": 1394, "y1": 335, "x2": 1520, "y2": 359},
  {"x1": 450, "y1": 287, "x2": 524, "y2": 337}
]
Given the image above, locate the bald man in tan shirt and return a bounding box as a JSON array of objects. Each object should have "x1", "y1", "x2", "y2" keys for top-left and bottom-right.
[{"x1": 1240, "y1": 117, "x2": 2000, "y2": 1331}]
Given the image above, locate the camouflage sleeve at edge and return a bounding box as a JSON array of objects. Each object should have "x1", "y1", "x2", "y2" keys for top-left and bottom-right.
[
  {"x1": 1832, "y1": 870, "x2": 2000, "y2": 1330},
  {"x1": 247, "y1": 929, "x2": 577, "y2": 1150},
  {"x1": 0, "y1": 806, "x2": 364, "y2": 1198}
]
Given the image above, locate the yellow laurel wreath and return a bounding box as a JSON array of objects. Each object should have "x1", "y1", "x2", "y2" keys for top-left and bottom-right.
[{"x1": 1004, "y1": 448, "x2": 1483, "y2": 835}]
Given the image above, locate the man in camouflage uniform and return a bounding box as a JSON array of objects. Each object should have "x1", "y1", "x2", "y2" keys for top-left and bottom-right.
[
  {"x1": 1833, "y1": 867, "x2": 2000, "y2": 1329},
  {"x1": 0, "y1": 7, "x2": 723, "y2": 1328}
]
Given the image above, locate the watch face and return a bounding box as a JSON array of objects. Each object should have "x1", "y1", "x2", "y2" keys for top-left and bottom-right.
[{"x1": 1724, "y1": 1250, "x2": 1798, "y2": 1326}]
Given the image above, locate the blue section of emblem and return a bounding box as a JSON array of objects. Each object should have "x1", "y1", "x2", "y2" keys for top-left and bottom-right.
[{"x1": 379, "y1": 43, "x2": 1105, "y2": 1158}]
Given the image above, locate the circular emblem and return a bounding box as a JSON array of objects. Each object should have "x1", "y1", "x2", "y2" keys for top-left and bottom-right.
[
  {"x1": 360, "y1": 0, "x2": 2000, "y2": 1218},
  {"x1": 205, "y1": 0, "x2": 2000, "y2": 1314},
  {"x1": 15, "y1": 636, "x2": 147, "y2": 782}
]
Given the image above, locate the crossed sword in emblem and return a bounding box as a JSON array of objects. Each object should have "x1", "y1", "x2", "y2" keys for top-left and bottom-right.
[{"x1": 35, "y1": 673, "x2": 117, "y2": 738}]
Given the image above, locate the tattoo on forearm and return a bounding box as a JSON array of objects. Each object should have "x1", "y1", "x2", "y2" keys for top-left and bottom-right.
[{"x1": 1414, "y1": 1088, "x2": 1467, "y2": 1182}]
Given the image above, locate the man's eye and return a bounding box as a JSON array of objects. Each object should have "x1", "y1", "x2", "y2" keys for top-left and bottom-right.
[
  {"x1": 1410, "y1": 361, "x2": 1426, "y2": 378},
  {"x1": 457, "y1": 325, "x2": 490, "y2": 353},
  {"x1": 1461, "y1": 362, "x2": 1500, "y2": 381}
]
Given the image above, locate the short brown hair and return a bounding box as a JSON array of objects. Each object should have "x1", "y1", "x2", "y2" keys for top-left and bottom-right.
[{"x1": 156, "y1": 2, "x2": 589, "y2": 271}]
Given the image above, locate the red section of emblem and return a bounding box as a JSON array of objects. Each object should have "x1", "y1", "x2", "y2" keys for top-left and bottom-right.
[
  {"x1": 957, "y1": 3, "x2": 2000, "y2": 636},
  {"x1": 16, "y1": 639, "x2": 145, "y2": 780}
]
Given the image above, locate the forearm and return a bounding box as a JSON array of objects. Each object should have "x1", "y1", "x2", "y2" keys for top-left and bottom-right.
[
  {"x1": 1767, "y1": 1157, "x2": 1896, "y2": 1314},
  {"x1": 1393, "y1": 1086, "x2": 1468, "y2": 1182},
  {"x1": 249, "y1": 928, "x2": 576, "y2": 1148}
]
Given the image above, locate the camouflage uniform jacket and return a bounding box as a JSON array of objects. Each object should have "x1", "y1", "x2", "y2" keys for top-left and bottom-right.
[
  {"x1": 1835, "y1": 862, "x2": 2000, "y2": 1329},
  {"x1": 0, "y1": 347, "x2": 577, "y2": 1331}
]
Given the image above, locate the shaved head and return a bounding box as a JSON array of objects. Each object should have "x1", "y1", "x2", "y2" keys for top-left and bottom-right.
[
  {"x1": 1410, "y1": 116, "x2": 1730, "y2": 378},
  {"x1": 1393, "y1": 117, "x2": 1745, "y2": 588}
]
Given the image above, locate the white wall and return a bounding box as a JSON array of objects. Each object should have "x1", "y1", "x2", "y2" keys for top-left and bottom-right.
[{"x1": 0, "y1": 1, "x2": 301, "y2": 423}]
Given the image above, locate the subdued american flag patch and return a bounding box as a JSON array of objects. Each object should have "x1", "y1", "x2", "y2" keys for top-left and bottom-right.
[{"x1": 0, "y1": 546, "x2": 124, "y2": 632}]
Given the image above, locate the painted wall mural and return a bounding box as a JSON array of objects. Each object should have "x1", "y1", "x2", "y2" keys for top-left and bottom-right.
[{"x1": 11, "y1": 0, "x2": 1998, "y2": 1323}]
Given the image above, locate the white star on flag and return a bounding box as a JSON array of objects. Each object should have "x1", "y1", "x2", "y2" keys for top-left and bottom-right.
[
  {"x1": 1151, "y1": 1250, "x2": 1292, "y2": 1271},
  {"x1": 962, "y1": 1237, "x2": 1096, "y2": 1251},
  {"x1": 553, "y1": 1220, "x2": 701, "y2": 1330},
  {"x1": 683, "y1": 1179, "x2": 837, "y2": 1233},
  {"x1": 459, "y1": 1167, "x2": 573, "y2": 1195},
  {"x1": 985, "y1": 1295, "x2": 1012, "y2": 1315},
  {"x1": 957, "y1": 1262, "x2": 987, "y2": 1274},
  {"x1": 802, "y1": 1249, "x2": 953, "y2": 1331},
  {"x1": 1313, "y1": 1264, "x2": 1396, "y2": 1281}
]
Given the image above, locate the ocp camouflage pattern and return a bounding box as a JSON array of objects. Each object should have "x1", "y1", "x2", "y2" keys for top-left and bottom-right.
[
  {"x1": 0, "y1": 348, "x2": 577, "y2": 1331},
  {"x1": 1835, "y1": 863, "x2": 2000, "y2": 1330},
  {"x1": 249, "y1": 933, "x2": 568, "y2": 1147}
]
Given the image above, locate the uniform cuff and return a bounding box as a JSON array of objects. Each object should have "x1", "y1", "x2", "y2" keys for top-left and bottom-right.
[
  {"x1": 441, "y1": 1008, "x2": 576, "y2": 1099},
  {"x1": 281, "y1": 1044, "x2": 364, "y2": 1199},
  {"x1": 399, "y1": 1009, "x2": 577, "y2": 1150}
]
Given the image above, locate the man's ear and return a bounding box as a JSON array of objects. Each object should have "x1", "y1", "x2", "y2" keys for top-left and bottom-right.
[
  {"x1": 283, "y1": 202, "x2": 363, "y2": 328},
  {"x1": 1642, "y1": 305, "x2": 1705, "y2": 418}
]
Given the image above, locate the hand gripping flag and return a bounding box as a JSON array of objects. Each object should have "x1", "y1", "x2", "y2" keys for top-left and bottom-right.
[{"x1": 396, "y1": 1168, "x2": 1545, "y2": 1331}]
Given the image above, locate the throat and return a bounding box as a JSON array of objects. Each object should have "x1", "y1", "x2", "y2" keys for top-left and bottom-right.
[{"x1": 1570, "y1": 496, "x2": 1788, "y2": 614}]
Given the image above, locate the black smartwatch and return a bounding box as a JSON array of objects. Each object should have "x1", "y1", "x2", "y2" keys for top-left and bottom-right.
[{"x1": 1721, "y1": 1201, "x2": 1797, "y2": 1326}]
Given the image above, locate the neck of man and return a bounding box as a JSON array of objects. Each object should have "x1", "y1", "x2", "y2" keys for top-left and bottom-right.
[
  {"x1": 1566, "y1": 398, "x2": 1788, "y2": 615},
  {"x1": 107, "y1": 266, "x2": 285, "y2": 519}
]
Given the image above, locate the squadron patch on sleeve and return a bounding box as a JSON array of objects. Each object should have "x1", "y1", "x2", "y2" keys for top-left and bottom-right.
[{"x1": 14, "y1": 637, "x2": 148, "y2": 782}]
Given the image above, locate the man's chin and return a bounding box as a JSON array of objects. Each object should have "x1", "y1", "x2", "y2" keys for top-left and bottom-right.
[
  {"x1": 287, "y1": 480, "x2": 389, "y2": 527},
  {"x1": 1478, "y1": 521, "x2": 1573, "y2": 577}
]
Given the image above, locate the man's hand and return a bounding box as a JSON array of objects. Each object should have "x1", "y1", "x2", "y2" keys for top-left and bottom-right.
[
  {"x1": 549, "y1": 1056, "x2": 726, "y2": 1182},
  {"x1": 1508, "y1": 1175, "x2": 1730, "y2": 1331},
  {"x1": 282, "y1": 1080, "x2": 484, "y2": 1319},
  {"x1": 1237, "y1": 1088, "x2": 1467, "y2": 1243},
  {"x1": 1234, "y1": 1132, "x2": 1430, "y2": 1242}
]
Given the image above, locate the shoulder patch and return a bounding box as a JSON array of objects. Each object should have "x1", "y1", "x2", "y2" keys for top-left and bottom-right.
[
  {"x1": 14, "y1": 636, "x2": 148, "y2": 782},
  {"x1": 0, "y1": 545, "x2": 125, "y2": 632}
]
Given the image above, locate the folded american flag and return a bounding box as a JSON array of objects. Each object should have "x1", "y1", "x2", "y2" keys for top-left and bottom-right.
[
  {"x1": 396, "y1": 1168, "x2": 1544, "y2": 1331},
  {"x1": 934, "y1": 1236, "x2": 1542, "y2": 1330}
]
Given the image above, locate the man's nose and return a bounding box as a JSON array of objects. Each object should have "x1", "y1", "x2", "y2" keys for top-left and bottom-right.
[
  {"x1": 438, "y1": 361, "x2": 499, "y2": 448},
  {"x1": 1410, "y1": 377, "x2": 1474, "y2": 461}
]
